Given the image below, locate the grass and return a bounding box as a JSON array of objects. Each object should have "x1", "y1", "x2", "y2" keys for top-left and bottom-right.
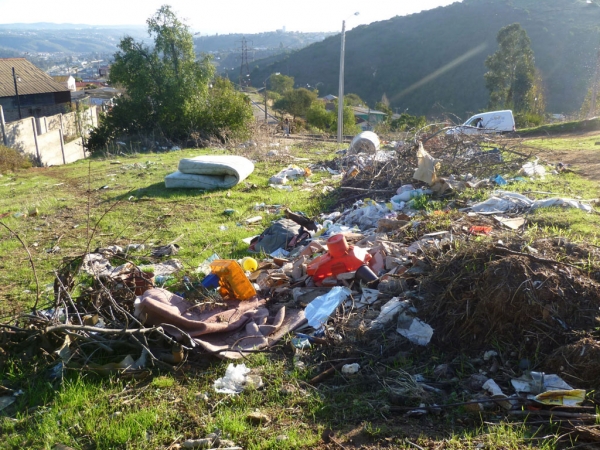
[
  {"x1": 524, "y1": 133, "x2": 600, "y2": 152},
  {"x1": 3, "y1": 137, "x2": 600, "y2": 448},
  {"x1": 1, "y1": 354, "x2": 324, "y2": 449},
  {"x1": 518, "y1": 117, "x2": 600, "y2": 136},
  {"x1": 0, "y1": 144, "x2": 337, "y2": 312},
  {"x1": 498, "y1": 172, "x2": 600, "y2": 244}
]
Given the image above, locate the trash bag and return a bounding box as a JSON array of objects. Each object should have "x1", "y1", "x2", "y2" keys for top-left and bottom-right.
[{"x1": 249, "y1": 219, "x2": 301, "y2": 254}]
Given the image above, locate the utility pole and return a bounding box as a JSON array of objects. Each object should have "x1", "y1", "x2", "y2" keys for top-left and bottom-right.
[
  {"x1": 588, "y1": 45, "x2": 600, "y2": 119},
  {"x1": 12, "y1": 67, "x2": 22, "y2": 120},
  {"x1": 337, "y1": 12, "x2": 359, "y2": 144},
  {"x1": 337, "y1": 20, "x2": 347, "y2": 144}
]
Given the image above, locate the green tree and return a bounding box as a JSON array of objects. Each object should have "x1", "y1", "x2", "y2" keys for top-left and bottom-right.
[
  {"x1": 88, "y1": 5, "x2": 252, "y2": 151},
  {"x1": 580, "y1": 86, "x2": 600, "y2": 119},
  {"x1": 269, "y1": 74, "x2": 294, "y2": 94},
  {"x1": 273, "y1": 88, "x2": 318, "y2": 118},
  {"x1": 344, "y1": 93, "x2": 366, "y2": 107},
  {"x1": 306, "y1": 101, "x2": 335, "y2": 131},
  {"x1": 330, "y1": 99, "x2": 360, "y2": 135},
  {"x1": 484, "y1": 23, "x2": 538, "y2": 113},
  {"x1": 389, "y1": 113, "x2": 427, "y2": 131},
  {"x1": 375, "y1": 101, "x2": 392, "y2": 117}
]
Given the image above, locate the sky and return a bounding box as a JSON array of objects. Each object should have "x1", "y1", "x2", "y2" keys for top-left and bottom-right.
[{"x1": 0, "y1": 0, "x2": 462, "y2": 34}]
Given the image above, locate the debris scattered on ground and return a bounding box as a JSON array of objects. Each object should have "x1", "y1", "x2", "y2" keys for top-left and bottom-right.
[
  {"x1": 213, "y1": 363, "x2": 259, "y2": 394},
  {"x1": 3, "y1": 129, "x2": 600, "y2": 446}
]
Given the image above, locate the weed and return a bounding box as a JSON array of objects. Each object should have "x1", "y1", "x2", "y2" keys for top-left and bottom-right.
[{"x1": 0, "y1": 144, "x2": 33, "y2": 173}]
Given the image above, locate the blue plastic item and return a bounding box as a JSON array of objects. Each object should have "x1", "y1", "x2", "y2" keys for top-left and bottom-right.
[
  {"x1": 201, "y1": 273, "x2": 220, "y2": 289},
  {"x1": 493, "y1": 175, "x2": 508, "y2": 185}
]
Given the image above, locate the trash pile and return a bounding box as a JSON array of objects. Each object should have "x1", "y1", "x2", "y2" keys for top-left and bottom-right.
[{"x1": 3, "y1": 131, "x2": 600, "y2": 443}]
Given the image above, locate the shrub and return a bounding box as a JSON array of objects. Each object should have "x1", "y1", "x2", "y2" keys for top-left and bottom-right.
[
  {"x1": 0, "y1": 145, "x2": 32, "y2": 173},
  {"x1": 515, "y1": 112, "x2": 544, "y2": 128}
]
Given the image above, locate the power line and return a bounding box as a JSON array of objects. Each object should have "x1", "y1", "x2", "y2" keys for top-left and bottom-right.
[{"x1": 238, "y1": 37, "x2": 252, "y2": 88}]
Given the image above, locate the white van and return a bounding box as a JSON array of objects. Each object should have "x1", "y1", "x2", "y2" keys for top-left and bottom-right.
[{"x1": 447, "y1": 110, "x2": 515, "y2": 135}]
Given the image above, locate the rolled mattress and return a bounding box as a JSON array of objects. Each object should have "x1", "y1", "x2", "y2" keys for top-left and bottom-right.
[{"x1": 165, "y1": 155, "x2": 254, "y2": 189}]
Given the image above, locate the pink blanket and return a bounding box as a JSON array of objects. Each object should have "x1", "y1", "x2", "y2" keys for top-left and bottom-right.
[{"x1": 138, "y1": 288, "x2": 305, "y2": 359}]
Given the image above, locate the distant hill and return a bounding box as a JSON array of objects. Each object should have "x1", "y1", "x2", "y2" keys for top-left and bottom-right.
[
  {"x1": 0, "y1": 25, "x2": 332, "y2": 75},
  {"x1": 194, "y1": 31, "x2": 334, "y2": 75},
  {"x1": 244, "y1": 0, "x2": 600, "y2": 119},
  {"x1": 0, "y1": 25, "x2": 148, "y2": 54}
]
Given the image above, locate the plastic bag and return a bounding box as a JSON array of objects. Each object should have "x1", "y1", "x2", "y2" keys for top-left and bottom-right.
[{"x1": 304, "y1": 286, "x2": 351, "y2": 328}]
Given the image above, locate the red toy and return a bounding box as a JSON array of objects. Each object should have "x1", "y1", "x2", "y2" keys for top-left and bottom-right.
[{"x1": 307, "y1": 234, "x2": 372, "y2": 285}]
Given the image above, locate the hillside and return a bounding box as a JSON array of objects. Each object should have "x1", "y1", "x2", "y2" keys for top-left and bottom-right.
[
  {"x1": 194, "y1": 31, "x2": 334, "y2": 75},
  {"x1": 244, "y1": 0, "x2": 600, "y2": 119},
  {"x1": 0, "y1": 26, "x2": 148, "y2": 54}
]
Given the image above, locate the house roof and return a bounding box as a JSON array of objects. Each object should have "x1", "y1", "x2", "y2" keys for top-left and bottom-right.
[
  {"x1": 52, "y1": 75, "x2": 72, "y2": 83},
  {"x1": 351, "y1": 106, "x2": 387, "y2": 116},
  {"x1": 320, "y1": 94, "x2": 337, "y2": 101},
  {"x1": 0, "y1": 58, "x2": 70, "y2": 98}
]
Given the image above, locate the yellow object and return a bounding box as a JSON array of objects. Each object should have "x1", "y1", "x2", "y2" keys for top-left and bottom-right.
[
  {"x1": 210, "y1": 260, "x2": 257, "y2": 300},
  {"x1": 241, "y1": 257, "x2": 258, "y2": 272},
  {"x1": 534, "y1": 389, "x2": 586, "y2": 406}
]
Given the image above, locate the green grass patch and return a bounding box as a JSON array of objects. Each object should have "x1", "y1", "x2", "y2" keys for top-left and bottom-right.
[
  {"x1": 524, "y1": 134, "x2": 600, "y2": 152},
  {"x1": 518, "y1": 117, "x2": 600, "y2": 136},
  {"x1": 0, "y1": 146, "x2": 339, "y2": 311}
]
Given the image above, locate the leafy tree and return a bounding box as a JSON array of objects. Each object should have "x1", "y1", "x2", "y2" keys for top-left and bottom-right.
[
  {"x1": 273, "y1": 88, "x2": 318, "y2": 118},
  {"x1": 344, "y1": 93, "x2": 366, "y2": 107},
  {"x1": 87, "y1": 5, "x2": 252, "y2": 151},
  {"x1": 389, "y1": 113, "x2": 427, "y2": 131},
  {"x1": 199, "y1": 77, "x2": 254, "y2": 140},
  {"x1": 306, "y1": 101, "x2": 335, "y2": 131},
  {"x1": 337, "y1": 104, "x2": 361, "y2": 135},
  {"x1": 484, "y1": 23, "x2": 539, "y2": 113},
  {"x1": 269, "y1": 74, "x2": 294, "y2": 94},
  {"x1": 375, "y1": 101, "x2": 393, "y2": 117}
]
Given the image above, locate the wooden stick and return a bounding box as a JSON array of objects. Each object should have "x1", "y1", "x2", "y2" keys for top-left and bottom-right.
[
  {"x1": 493, "y1": 245, "x2": 582, "y2": 270},
  {"x1": 45, "y1": 324, "x2": 157, "y2": 334},
  {"x1": 309, "y1": 359, "x2": 358, "y2": 385},
  {"x1": 339, "y1": 187, "x2": 395, "y2": 192},
  {"x1": 508, "y1": 410, "x2": 598, "y2": 421}
]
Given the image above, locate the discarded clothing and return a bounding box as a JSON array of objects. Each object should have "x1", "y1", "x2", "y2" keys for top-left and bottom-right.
[
  {"x1": 136, "y1": 288, "x2": 304, "y2": 359},
  {"x1": 249, "y1": 219, "x2": 301, "y2": 254},
  {"x1": 469, "y1": 191, "x2": 593, "y2": 214}
]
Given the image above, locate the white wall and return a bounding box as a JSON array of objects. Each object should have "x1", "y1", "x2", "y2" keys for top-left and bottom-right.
[{"x1": 1, "y1": 105, "x2": 96, "y2": 166}]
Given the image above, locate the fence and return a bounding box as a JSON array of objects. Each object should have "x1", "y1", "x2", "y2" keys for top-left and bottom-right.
[{"x1": 0, "y1": 105, "x2": 97, "y2": 166}]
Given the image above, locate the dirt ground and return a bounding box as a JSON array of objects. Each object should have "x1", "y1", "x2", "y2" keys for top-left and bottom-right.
[{"x1": 527, "y1": 131, "x2": 600, "y2": 181}]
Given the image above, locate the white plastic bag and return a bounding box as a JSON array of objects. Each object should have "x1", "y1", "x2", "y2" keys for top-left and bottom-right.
[
  {"x1": 304, "y1": 286, "x2": 351, "y2": 328},
  {"x1": 397, "y1": 316, "x2": 434, "y2": 346},
  {"x1": 213, "y1": 363, "x2": 251, "y2": 394}
]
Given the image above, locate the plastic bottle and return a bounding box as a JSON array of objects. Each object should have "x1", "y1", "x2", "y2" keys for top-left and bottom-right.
[
  {"x1": 210, "y1": 260, "x2": 257, "y2": 300},
  {"x1": 241, "y1": 257, "x2": 258, "y2": 272}
]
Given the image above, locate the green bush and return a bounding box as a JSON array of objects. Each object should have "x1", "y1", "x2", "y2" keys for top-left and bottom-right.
[
  {"x1": 515, "y1": 112, "x2": 544, "y2": 128},
  {"x1": 0, "y1": 145, "x2": 32, "y2": 173},
  {"x1": 390, "y1": 113, "x2": 427, "y2": 131}
]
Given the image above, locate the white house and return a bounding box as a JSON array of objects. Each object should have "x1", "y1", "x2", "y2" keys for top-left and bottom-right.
[{"x1": 52, "y1": 75, "x2": 76, "y2": 92}]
